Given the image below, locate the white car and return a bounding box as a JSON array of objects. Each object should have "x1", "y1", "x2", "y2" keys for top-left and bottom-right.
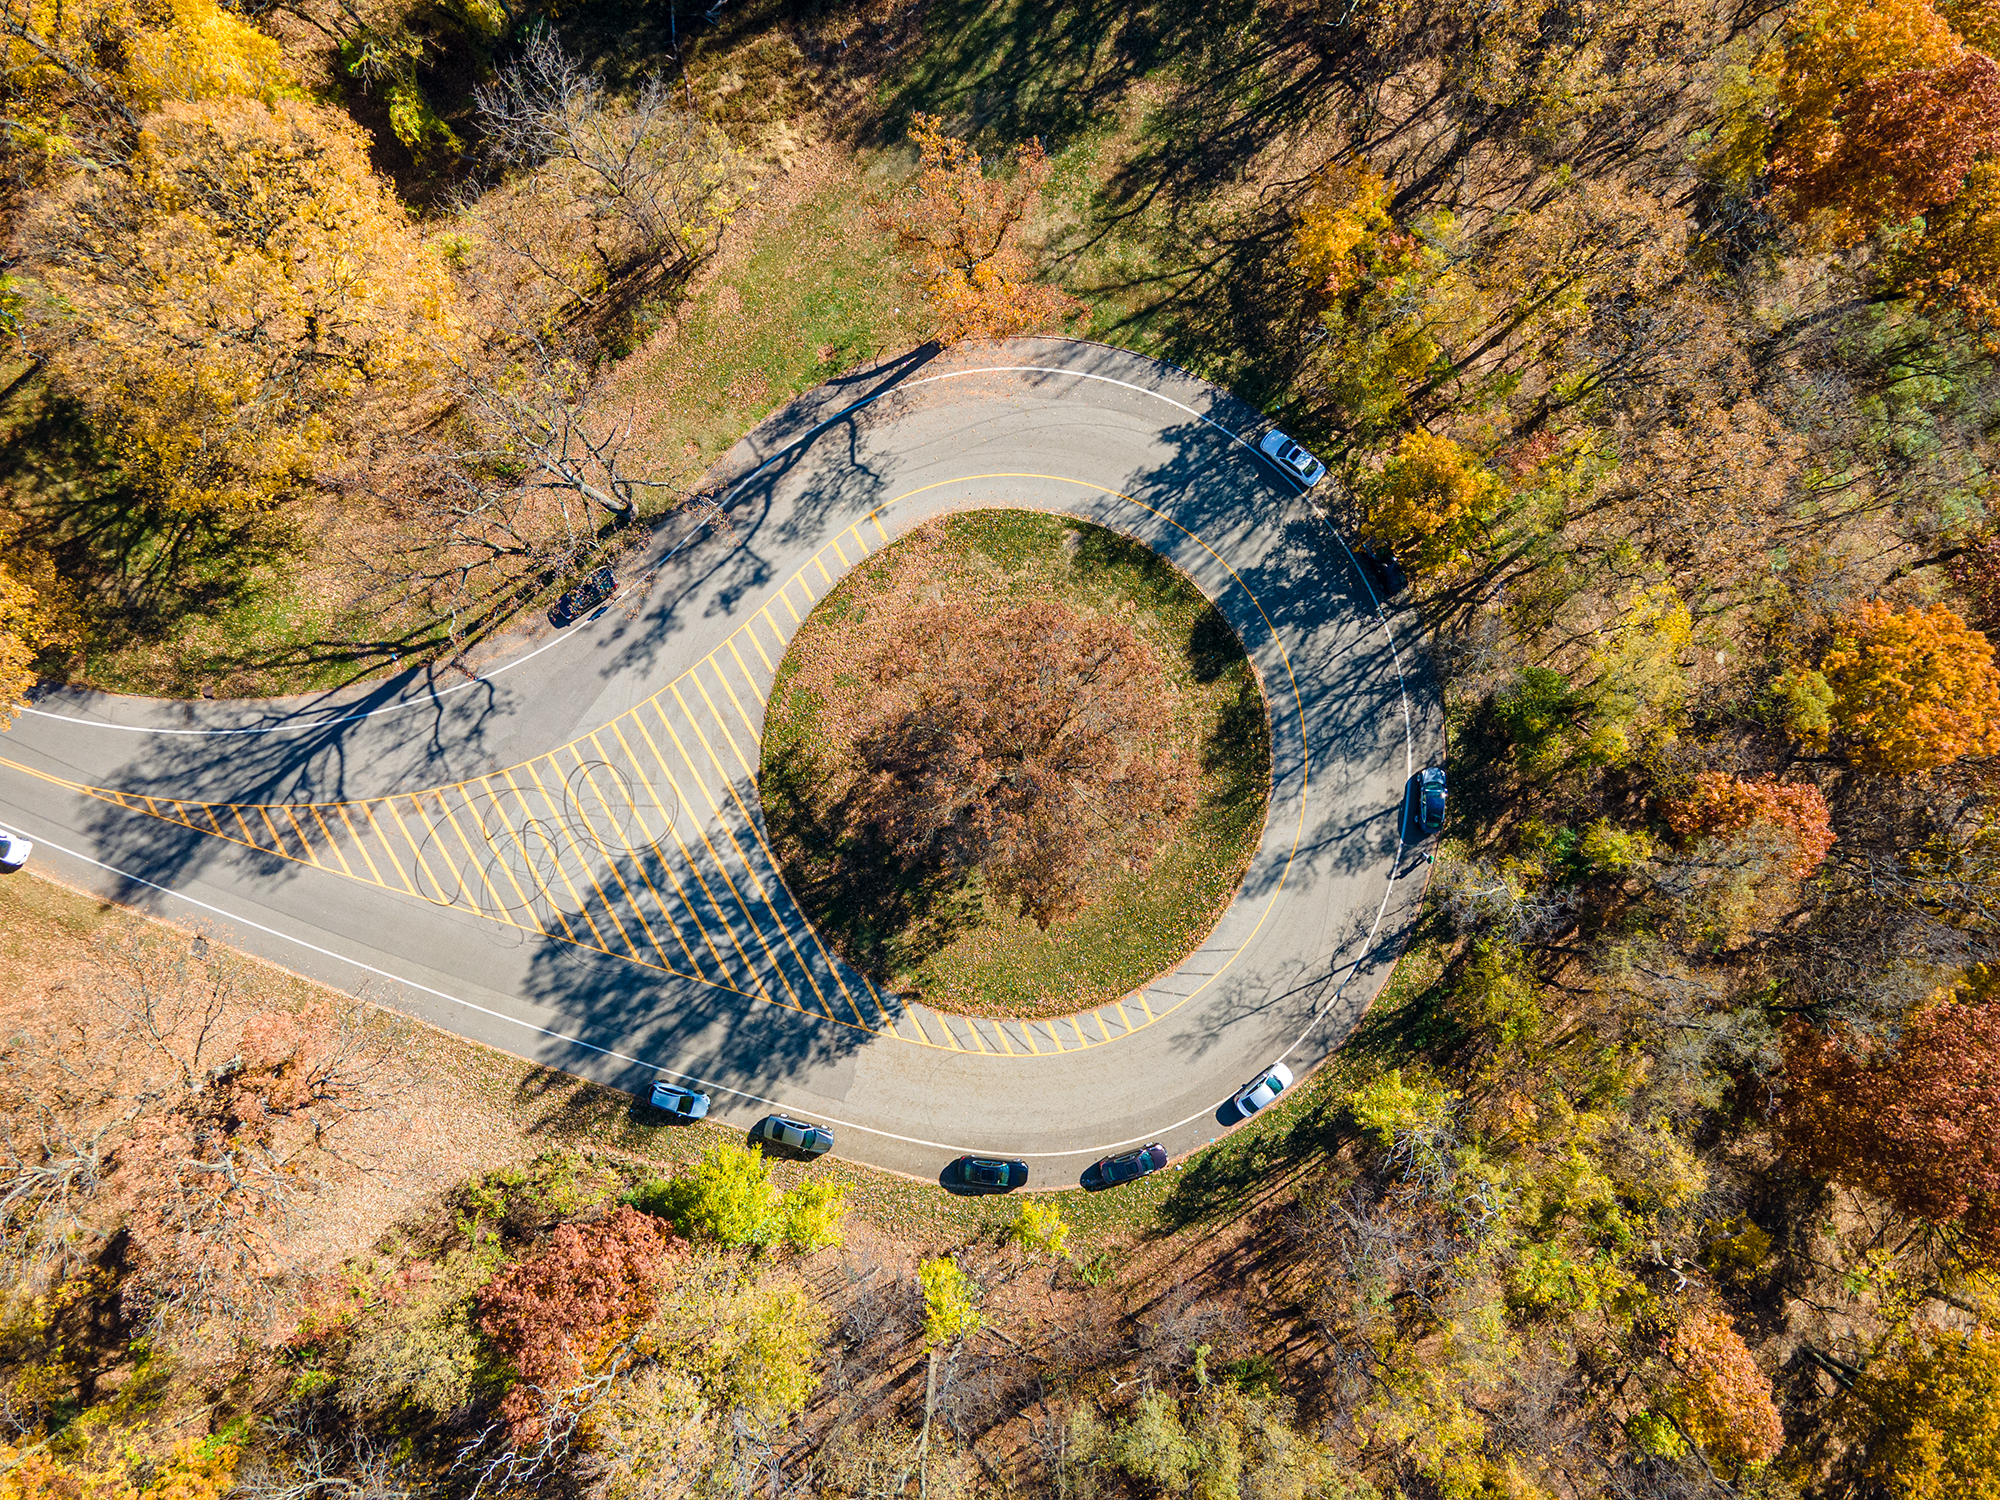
[
  {"x1": 1259, "y1": 429, "x2": 1327, "y2": 487},
  {"x1": 0, "y1": 829, "x2": 30, "y2": 874},
  {"x1": 1231, "y1": 1061, "x2": 1295, "y2": 1120},
  {"x1": 648, "y1": 1081, "x2": 710, "y2": 1120}
]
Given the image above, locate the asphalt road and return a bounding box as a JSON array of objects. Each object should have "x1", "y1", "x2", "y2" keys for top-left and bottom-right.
[{"x1": 0, "y1": 338, "x2": 1443, "y2": 1185}]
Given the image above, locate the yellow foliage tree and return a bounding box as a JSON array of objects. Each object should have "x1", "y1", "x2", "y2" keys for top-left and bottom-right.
[
  {"x1": 0, "y1": 557, "x2": 77, "y2": 729},
  {"x1": 1, "y1": 0, "x2": 292, "y2": 164},
  {"x1": 881, "y1": 113, "x2": 1076, "y2": 346},
  {"x1": 1820, "y1": 599, "x2": 2000, "y2": 771},
  {"x1": 1357, "y1": 429, "x2": 1505, "y2": 572},
  {"x1": 1291, "y1": 160, "x2": 1393, "y2": 293},
  {"x1": 20, "y1": 97, "x2": 460, "y2": 513},
  {"x1": 1846, "y1": 1323, "x2": 2000, "y2": 1500}
]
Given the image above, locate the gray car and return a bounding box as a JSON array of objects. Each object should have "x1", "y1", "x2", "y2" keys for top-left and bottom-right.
[{"x1": 750, "y1": 1114, "x2": 834, "y2": 1156}]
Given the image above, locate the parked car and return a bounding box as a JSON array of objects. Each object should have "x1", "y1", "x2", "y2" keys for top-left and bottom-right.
[
  {"x1": 950, "y1": 1156, "x2": 1029, "y2": 1191},
  {"x1": 0, "y1": 829, "x2": 30, "y2": 874},
  {"x1": 749, "y1": 1114, "x2": 835, "y2": 1156},
  {"x1": 648, "y1": 1080, "x2": 710, "y2": 1120},
  {"x1": 1258, "y1": 429, "x2": 1328, "y2": 487},
  {"x1": 1231, "y1": 1062, "x2": 1295, "y2": 1120},
  {"x1": 1088, "y1": 1143, "x2": 1168, "y2": 1188},
  {"x1": 1417, "y1": 767, "x2": 1447, "y2": 833},
  {"x1": 548, "y1": 566, "x2": 620, "y2": 628}
]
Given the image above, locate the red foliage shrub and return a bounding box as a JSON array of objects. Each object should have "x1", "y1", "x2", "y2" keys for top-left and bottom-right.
[
  {"x1": 479, "y1": 1206, "x2": 679, "y2": 1437},
  {"x1": 1664, "y1": 771, "x2": 1835, "y2": 878},
  {"x1": 1779, "y1": 998, "x2": 2000, "y2": 1263}
]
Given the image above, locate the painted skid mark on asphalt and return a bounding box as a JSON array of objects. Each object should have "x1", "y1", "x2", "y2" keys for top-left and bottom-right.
[{"x1": 0, "y1": 477, "x2": 1317, "y2": 1055}]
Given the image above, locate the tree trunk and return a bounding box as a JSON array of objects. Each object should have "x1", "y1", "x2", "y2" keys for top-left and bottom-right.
[{"x1": 918, "y1": 1346, "x2": 938, "y2": 1499}]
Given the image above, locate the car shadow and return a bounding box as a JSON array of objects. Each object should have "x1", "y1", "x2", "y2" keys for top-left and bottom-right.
[
  {"x1": 1214, "y1": 1101, "x2": 1245, "y2": 1129},
  {"x1": 749, "y1": 1137, "x2": 824, "y2": 1164}
]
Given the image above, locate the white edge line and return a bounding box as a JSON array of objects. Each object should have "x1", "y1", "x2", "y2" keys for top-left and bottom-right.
[{"x1": 9, "y1": 354, "x2": 1432, "y2": 1165}]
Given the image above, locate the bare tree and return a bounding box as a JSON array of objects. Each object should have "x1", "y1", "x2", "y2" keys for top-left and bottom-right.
[
  {"x1": 0, "y1": 928, "x2": 408, "y2": 1330},
  {"x1": 469, "y1": 31, "x2": 740, "y2": 312}
]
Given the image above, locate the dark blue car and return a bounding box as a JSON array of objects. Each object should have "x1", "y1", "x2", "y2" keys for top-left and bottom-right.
[
  {"x1": 1088, "y1": 1143, "x2": 1167, "y2": 1187},
  {"x1": 549, "y1": 566, "x2": 619, "y2": 628},
  {"x1": 951, "y1": 1156, "x2": 1029, "y2": 1191}
]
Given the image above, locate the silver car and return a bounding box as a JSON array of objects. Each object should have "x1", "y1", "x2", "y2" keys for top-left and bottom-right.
[
  {"x1": 0, "y1": 829, "x2": 31, "y2": 874},
  {"x1": 1259, "y1": 429, "x2": 1327, "y2": 487},
  {"x1": 648, "y1": 1080, "x2": 710, "y2": 1120},
  {"x1": 1231, "y1": 1062, "x2": 1295, "y2": 1120},
  {"x1": 750, "y1": 1114, "x2": 834, "y2": 1156}
]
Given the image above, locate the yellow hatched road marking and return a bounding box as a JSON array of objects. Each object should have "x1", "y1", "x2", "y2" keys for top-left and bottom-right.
[
  {"x1": 777, "y1": 588, "x2": 801, "y2": 624},
  {"x1": 467, "y1": 776, "x2": 546, "y2": 934},
  {"x1": 434, "y1": 789, "x2": 519, "y2": 926},
  {"x1": 603, "y1": 724, "x2": 723, "y2": 981},
  {"x1": 870, "y1": 513, "x2": 890, "y2": 542},
  {"x1": 282, "y1": 808, "x2": 322, "y2": 867},
  {"x1": 256, "y1": 807, "x2": 290, "y2": 858},
  {"x1": 521, "y1": 760, "x2": 633, "y2": 957},
  {"x1": 685, "y1": 675, "x2": 755, "y2": 781},
  {"x1": 334, "y1": 806, "x2": 383, "y2": 884},
  {"x1": 830, "y1": 536, "x2": 850, "y2": 568},
  {"x1": 622, "y1": 710, "x2": 767, "y2": 996},
  {"x1": 493, "y1": 769, "x2": 587, "y2": 945},
  {"x1": 403, "y1": 799, "x2": 471, "y2": 906},
  {"x1": 309, "y1": 808, "x2": 355, "y2": 877},
  {"x1": 702, "y1": 660, "x2": 761, "y2": 759},
  {"x1": 814, "y1": 555, "x2": 834, "y2": 587},
  {"x1": 1135, "y1": 991, "x2": 1156, "y2": 1020},
  {"x1": 360, "y1": 802, "x2": 421, "y2": 895},
  {"x1": 902, "y1": 1008, "x2": 934, "y2": 1046},
  {"x1": 1113, "y1": 1001, "x2": 1133, "y2": 1032},
  {"x1": 669, "y1": 681, "x2": 869, "y2": 1029},
  {"x1": 567, "y1": 742, "x2": 688, "y2": 977},
  {"x1": 381, "y1": 796, "x2": 449, "y2": 902},
  {"x1": 725, "y1": 640, "x2": 766, "y2": 709},
  {"x1": 748, "y1": 613, "x2": 779, "y2": 672},
  {"x1": 655, "y1": 691, "x2": 819, "y2": 1017},
  {"x1": 1093, "y1": 1010, "x2": 1112, "y2": 1043}
]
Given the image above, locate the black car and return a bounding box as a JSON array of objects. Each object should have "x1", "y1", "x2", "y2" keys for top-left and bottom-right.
[
  {"x1": 951, "y1": 1156, "x2": 1029, "y2": 1191},
  {"x1": 1089, "y1": 1143, "x2": 1167, "y2": 1188},
  {"x1": 1417, "y1": 767, "x2": 1447, "y2": 833},
  {"x1": 548, "y1": 566, "x2": 619, "y2": 628}
]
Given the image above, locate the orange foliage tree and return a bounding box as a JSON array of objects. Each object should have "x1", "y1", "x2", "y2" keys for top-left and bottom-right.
[
  {"x1": 1665, "y1": 1312, "x2": 1786, "y2": 1469},
  {"x1": 1778, "y1": 994, "x2": 2000, "y2": 1262},
  {"x1": 1664, "y1": 772, "x2": 1835, "y2": 878},
  {"x1": 1818, "y1": 600, "x2": 2000, "y2": 771},
  {"x1": 478, "y1": 1206, "x2": 679, "y2": 1441},
  {"x1": 879, "y1": 113, "x2": 1076, "y2": 346}
]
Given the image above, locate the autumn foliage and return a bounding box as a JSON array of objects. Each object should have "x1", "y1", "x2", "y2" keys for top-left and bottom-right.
[
  {"x1": 1665, "y1": 1312, "x2": 1785, "y2": 1469},
  {"x1": 479, "y1": 1206, "x2": 679, "y2": 1439},
  {"x1": 1818, "y1": 599, "x2": 2000, "y2": 771},
  {"x1": 1664, "y1": 772, "x2": 1835, "y2": 878},
  {"x1": 1779, "y1": 994, "x2": 2000, "y2": 1261},
  {"x1": 880, "y1": 113, "x2": 1075, "y2": 345},
  {"x1": 1846, "y1": 1323, "x2": 2000, "y2": 1500},
  {"x1": 842, "y1": 600, "x2": 1195, "y2": 927}
]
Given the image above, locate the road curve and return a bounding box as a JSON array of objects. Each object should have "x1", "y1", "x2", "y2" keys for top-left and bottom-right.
[{"x1": 0, "y1": 338, "x2": 1443, "y2": 1183}]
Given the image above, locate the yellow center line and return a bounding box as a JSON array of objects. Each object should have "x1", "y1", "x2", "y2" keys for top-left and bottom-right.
[{"x1": 626, "y1": 705, "x2": 777, "y2": 1002}]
